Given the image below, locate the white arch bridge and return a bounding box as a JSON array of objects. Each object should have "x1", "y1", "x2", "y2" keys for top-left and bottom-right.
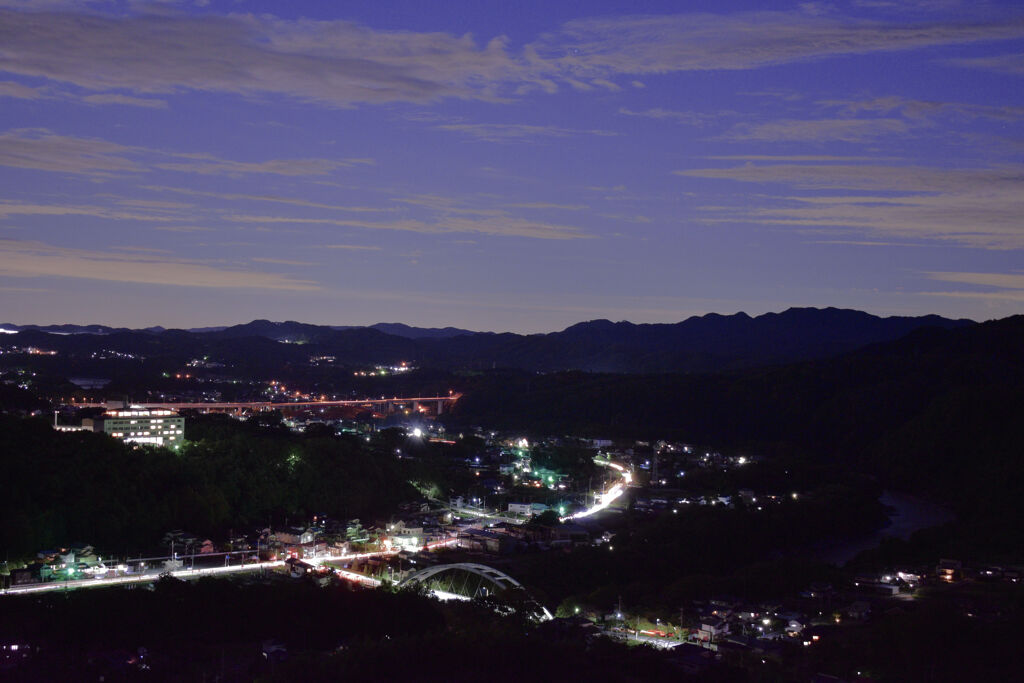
[{"x1": 399, "y1": 563, "x2": 553, "y2": 620}]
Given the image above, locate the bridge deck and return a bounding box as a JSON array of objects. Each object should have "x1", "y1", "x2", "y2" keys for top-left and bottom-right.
[{"x1": 68, "y1": 394, "x2": 461, "y2": 410}]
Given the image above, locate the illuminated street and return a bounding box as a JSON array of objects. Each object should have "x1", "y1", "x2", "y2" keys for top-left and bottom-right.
[{"x1": 563, "y1": 461, "x2": 632, "y2": 521}]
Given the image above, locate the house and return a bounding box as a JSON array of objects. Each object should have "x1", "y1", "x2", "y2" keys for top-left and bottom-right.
[
  {"x1": 70, "y1": 544, "x2": 98, "y2": 564},
  {"x1": 937, "y1": 558, "x2": 962, "y2": 583},
  {"x1": 9, "y1": 563, "x2": 54, "y2": 585},
  {"x1": 272, "y1": 527, "x2": 315, "y2": 546},
  {"x1": 507, "y1": 502, "x2": 549, "y2": 516},
  {"x1": 855, "y1": 581, "x2": 900, "y2": 596},
  {"x1": 551, "y1": 523, "x2": 590, "y2": 547},
  {"x1": 458, "y1": 528, "x2": 516, "y2": 554},
  {"x1": 697, "y1": 618, "x2": 729, "y2": 642},
  {"x1": 285, "y1": 557, "x2": 314, "y2": 578},
  {"x1": 896, "y1": 569, "x2": 923, "y2": 585},
  {"x1": 387, "y1": 521, "x2": 424, "y2": 551}
]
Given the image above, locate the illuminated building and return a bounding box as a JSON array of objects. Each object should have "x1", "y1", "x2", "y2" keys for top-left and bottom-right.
[{"x1": 82, "y1": 407, "x2": 185, "y2": 448}]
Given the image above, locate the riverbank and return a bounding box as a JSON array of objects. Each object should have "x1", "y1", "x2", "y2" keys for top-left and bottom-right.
[{"x1": 809, "y1": 490, "x2": 956, "y2": 566}]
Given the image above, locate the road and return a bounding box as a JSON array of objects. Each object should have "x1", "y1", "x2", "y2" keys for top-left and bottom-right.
[
  {"x1": 563, "y1": 461, "x2": 633, "y2": 521},
  {"x1": 1, "y1": 546, "x2": 419, "y2": 596},
  {"x1": 69, "y1": 394, "x2": 461, "y2": 412},
  {"x1": 2, "y1": 461, "x2": 631, "y2": 608},
  {"x1": 1, "y1": 560, "x2": 287, "y2": 595},
  {"x1": 603, "y1": 628, "x2": 684, "y2": 649}
]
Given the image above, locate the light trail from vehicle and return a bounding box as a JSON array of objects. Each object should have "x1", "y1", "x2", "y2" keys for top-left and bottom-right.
[
  {"x1": 562, "y1": 461, "x2": 633, "y2": 521},
  {"x1": 0, "y1": 561, "x2": 286, "y2": 596},
  {"x1": 1, "y1": 541, "x2": 467, "y2": 598}
]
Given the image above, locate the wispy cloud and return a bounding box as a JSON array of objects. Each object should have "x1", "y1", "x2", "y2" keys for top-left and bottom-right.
[
  {"x1": 503, "y1": 202, "x2": 588, "y2": 211},
  {"x1": 948, "y1": 52, "x2": 1024, "y2": 75},
  {"x1": 920, "y1": 270, "x2": 1024, "y2": 303},
  {"x1": 618, "y1": 107, "x2": 713, "y2": 125},
  {"x1": 676, "y1": 163, "x2": 1024, "y2": 249},
  {"x1": 114, "y1": 198, "x2": 193, "y2": 210},
  {"x1": 436, "y1": 123, "x2": 616, "y2": 142},
  {"x1": 919, "y1": 289, "x2": 1024, "y2": 303},
  {"x1": 225, "y1": 213, "x2": 590, "y2": 240},
  {"x1": 1, "y1": 7, "x2": 1019, "y2": 107},
  {"x1": 707, "y1": 155, "x2": 890, "y2": 161},
  {"x1": 724, "y1": 117, "x2": 908, "y2": 142},
  {"x1": 0, "y1": 80, "x2": 45, "y2": 99},
  {"x1": 81, "y1": 92, "x2": 168, "y2": 108},
  {"x1": 0, "y1": 239, "x2": 319, "y2": 290},
  {"x1": 0, "y1": 128, "x2": 362, "y2": 177},
  {"x1": 0, "y1": 7, "x2": 522, "y2": 107},
  {"x1": 144, "y1": 185, "x2": 390, "y2": 212},
  {"x1": 0, "y1": 128, "x2": 142, "y2": 174},
  {"x1": 0, "y1": 81, "x2": 167, "y2": 107},
  {"x1": 711, "y1": 95, "x2": 1024, "y2": 147},
  {"x1": 318, "y1": 244, "x2": 382, "y2": 251},
  {"x1": 154, "y1": 152, "x2": 365, "y2": 177},
  {"x1": 532, "y1": 11, "x2": 1024, "y2": 77},
  {"x1": 926, "y1": 271, "x2": 1024, "y2": 289},
  {"x1": 151, "y1": 225, "x2": 214, "y2": 233},
  {"x1": 250, "y1": 257, "x2": 318, "y2": 266},
  {"x1": 0, "y1": 200, "x2": 179, "y2": 222},
  {"x1": 820, "y1": 95, "x2": 1024, "y2": 122}
]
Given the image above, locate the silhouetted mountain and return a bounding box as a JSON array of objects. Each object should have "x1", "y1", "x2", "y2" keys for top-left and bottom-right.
[
  {"x1": 203, "y1": 319, "x2": 332, "y2": 342},
  {"x1": 450, "y1": 315, "x2": 1024, "y2": 512},
  {"x1": 3, "y1": 308, "x2": 972, "y2": 373},
  {"x1": 0, "y1": 323, "x2": 131, "y2": 335},
  {"x1": 369, "y1": 322, "x2": 475, "y2": 339},
  {"x1": 415, "y1": 307, "x2": 973, "y2": 372}
]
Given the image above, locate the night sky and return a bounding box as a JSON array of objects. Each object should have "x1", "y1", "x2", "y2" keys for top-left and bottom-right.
[{"x1": 1, "y1": 0, "x2": 1022, "y2": 331}]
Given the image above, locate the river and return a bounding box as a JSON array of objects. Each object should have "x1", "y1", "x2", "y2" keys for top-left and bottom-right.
[{"x1": 811, "y1": 490, "x2": 956, "y2": 566}]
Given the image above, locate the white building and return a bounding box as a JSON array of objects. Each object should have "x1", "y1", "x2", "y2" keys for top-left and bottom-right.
[{"x1": 82, "y1": 407, "x2": 185, "y2": 447}]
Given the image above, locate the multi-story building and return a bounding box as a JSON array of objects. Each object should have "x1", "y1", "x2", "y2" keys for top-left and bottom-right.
[{"x1": 82, "y1": 407, "x2": 185, "y2": 448}]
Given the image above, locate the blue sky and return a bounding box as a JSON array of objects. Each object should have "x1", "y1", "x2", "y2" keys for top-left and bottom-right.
[{"x1": 1, "y1": 0, "x2": 1022, "y2": 331}]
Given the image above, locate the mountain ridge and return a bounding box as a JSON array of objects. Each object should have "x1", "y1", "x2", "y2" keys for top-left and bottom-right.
[{"x1": 2, "y1": 308, "x2": 976, "y2": 374}]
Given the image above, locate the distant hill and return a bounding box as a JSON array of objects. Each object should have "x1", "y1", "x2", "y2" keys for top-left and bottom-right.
[
  {"x1": 2, "y1": 308, "x2": 973, "y2": 374},
  {"x1": 449, "y1": 314, "x2": 1024, "y2": 514},
  {"x1": 416, "y1": 307, "x2": 974, "y2": 373},
  {"x1": 369, "y1": 322, "x2": 475, "y2": 339},
  {"x1": 0, "y1": 323, "x2": 131, "y2": 335},
  {"x1": 0, "y1": 320, "x2": 468, "y2": 339}
]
